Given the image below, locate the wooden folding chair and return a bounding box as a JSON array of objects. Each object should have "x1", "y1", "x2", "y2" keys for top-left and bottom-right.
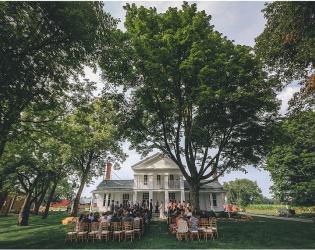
[
  {"x1": 176, "y1": 220, "x2": 189, "y2": 242},
  {"x1": 133, "y1": 220, "x2": 142, "y2": 239},
  {"x1": 123, "y1": 221, "x2": 134, "y2": 242},
  {"x1": 65, "y1": 222, "x2": 77, "y2": 242},
  {"x1": 169, "y1": 217, "x2": 177, "y2": 236},
  {"x1": 99, "y1": 220, "x2": 111, "y2": 242},
  {"x1": 210, "y1": 218, "x2": 219, "y2": 238},
  {"x1": 188, "y1": 220, "x2": 200, "y2": 242},
  {"x1": 201, "y1": 221, "x2": 214, "y2": 241},
  {"x1": 88, "y1": 222, "x2": 99, "y2": 242},
  {"x1": 77, "y1": 222, "x2": 89, "y2": 242},
  {"x1": 111, "y1": 222, "x2": 123, "y2": 242}
]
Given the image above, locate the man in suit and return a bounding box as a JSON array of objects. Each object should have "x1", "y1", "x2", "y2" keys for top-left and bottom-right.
[
  {"x1": 110, "y1": 199, "x2": 115, "y2": 213},
  {"x1": 120, "y1": 200, "x2": 125, "y2": 209},
  {"x1": 143, "y1": 200, "x2": 147, "y2": 209},
  {"x1": 149, "y1": 199, "x2": 153, "y2": 218},
  {"x1": 115, "y1": 201, "x2": 120, "y2": 212},
  {"x1": 139, "y1": 200, "x2": 143, "y2": 209},
  {"x1": 133, "y1": 200, "x2": 139, "y2": 210}
]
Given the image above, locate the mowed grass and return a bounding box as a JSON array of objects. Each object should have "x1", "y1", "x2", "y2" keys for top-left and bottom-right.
[
  {"x1": 244, "y1": 209, "x2": 315, "y2": 220},
  {"x1": 1, "y1": 211, "x2": 315, "y2": 249}
]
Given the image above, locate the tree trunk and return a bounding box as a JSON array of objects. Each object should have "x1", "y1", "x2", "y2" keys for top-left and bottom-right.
[
  {"x1": 0, "y1": 190, "x2": 8, "y2": 210},
  {"x1": 33, "y1": 186, "x2": 49, "y2": 215},
  {"x1": 71, "y1": 173, "x2": 89, "y2": 217},
  {"x1": 18, "y1": 191, "x2": 32, "y2": 226},
  {"x1": 188, "y1": 181, "x2": 200, "y2": 213},
  {"x1": 42, "y1": 181, "x2": 58, "y2": 219}
]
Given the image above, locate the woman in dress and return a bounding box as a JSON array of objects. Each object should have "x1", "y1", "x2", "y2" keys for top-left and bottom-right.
[
  {"x1": 155, "y1": 200, "x2": 159, "y2": 214},
  {"x1": 159, "y1": 201, "x2": 167, "y2": 219}
]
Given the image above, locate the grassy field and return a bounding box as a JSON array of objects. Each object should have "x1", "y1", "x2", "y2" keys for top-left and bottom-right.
[
  {"x1": 243, "y1": 209, "x2": 315, "y2": 220},
  {"x1": 1, "y1": 211, "x2": 315, "y2": 249}
]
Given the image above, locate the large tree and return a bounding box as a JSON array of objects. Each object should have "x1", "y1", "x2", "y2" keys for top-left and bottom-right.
[
  {"x1": 66, "y1": 99, "x2": 126, "y2": 217},
  {"x1": 223, "y1": 178, "x2": 263, "y2": 207},
  {"x1": 0, "y1": 1, "x2": 117, "y2": 161},
  {"x1": 100, "y1": 2, "x2": 280, "y2": 210},
  {"x1": 266, "y1": 93, "x2": 315, "y2": 206},
  {"x1": 254, "y1": 2, "x2": 315, "y2": 94}
]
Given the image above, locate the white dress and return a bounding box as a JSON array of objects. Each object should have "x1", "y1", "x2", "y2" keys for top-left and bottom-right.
[{"x1": 159, "y1": 204, "x2": 167, "y2": 219}]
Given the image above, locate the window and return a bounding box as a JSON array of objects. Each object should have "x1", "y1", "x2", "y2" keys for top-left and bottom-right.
[
  {"x1": 144, "y1": 175, "x2": 148, "y2": 185},
  {"x1": 143, "y1": 192, "x2": 149, "y2": 200},
  {"x1": 209, "y1": 193, "x2": 217, "y2": 207},
  {"x1": 169, "y1": 192, "x2": 175, "y2": 201},
  {"x1": 169, "y1": 175, "x2": 174, "y2": 188},
  {"x1": 108, "y1": 194, "x2": 111, "y2": 206},
  {"x1": 123, "y1": 194, "x2": 129, "y2": 204},
  {"x1": 103, "y1": 194, "x2": 111, "y2": 206},
  {"x1": 103, "y1": 194, "x2": 106, "y2": 207},
  {"x1": 213, "y1": 193, "x2": 217, "y2": 207},
  {"x1": 157, "y1": 175, "x2": 161, "y2": 185}
]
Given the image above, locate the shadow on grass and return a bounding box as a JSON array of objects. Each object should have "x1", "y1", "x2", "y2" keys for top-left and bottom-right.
[{"x1": 1, "y1": 212, "x2": 315, "y2": 249}]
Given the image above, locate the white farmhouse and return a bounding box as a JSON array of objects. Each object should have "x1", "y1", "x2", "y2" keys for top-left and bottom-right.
[{"x1": 91, "y1": 153, "x2": 228, "y2": 212}]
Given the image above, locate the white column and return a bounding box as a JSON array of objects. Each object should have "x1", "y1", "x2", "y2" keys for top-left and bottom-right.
[
  {"x1": 134, "y1": 174, "x2": 138, "y2": 189},
  {"x1": 164, "y1": 191, "x2": 169, "y2": 212},
  {"x1": 149, "y1": 174, "x2": 153, "y2": 189},
  {"x1": 104, "y1": 193, "x2": 109, "y2": 212},
  {"x1": 149, "y1": 190, "x2": 153, "y2": 202},
  {"x1": 133, "y1": 190, "x2": 137, "y2": 203},
  {"x1": 224, "y1": 193, "x2": 230, "y2": 217},
  {"x1": 179, "y1": 174, "x2": 184, "y2": 189},
  {"x1": 210, "y1": 193, "x2": 214, "y2": 211},
  {"x1": 180, "y1": 190, "x2": 185, "y2": 204},
  {"x1": 164, "y1": 173, "x2": 169, "y2": 189}
]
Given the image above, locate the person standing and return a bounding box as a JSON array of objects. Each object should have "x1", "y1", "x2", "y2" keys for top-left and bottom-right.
[
  {"x1": 115, "y1": 201, "x2": 120, "y2": 212},
  {"x1": 110, "y1": 199, "x2": 115, "y2": 213},
  {"x1": 155, "y1": 200, "x2": 159, "y2": 216},
  {"x1": 149, "y1": 199, "x2": 153, "y2": 218},
  {"x1": 159, "y1": 201, "x2": 167, "y2": 219}
]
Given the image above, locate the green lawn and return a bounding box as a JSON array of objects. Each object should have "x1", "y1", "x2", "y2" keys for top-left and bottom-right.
[
  {"x1": 1, "y1": 212, "x2": 315, "y2": 249},
  {"x1": 244, "y1": 209, "x2": 315, "y2": 220}
]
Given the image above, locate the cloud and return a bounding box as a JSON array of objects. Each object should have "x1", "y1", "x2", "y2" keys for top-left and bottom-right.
[{"x1": 277, "y1": 86, "x2": 301, "y2": 115}]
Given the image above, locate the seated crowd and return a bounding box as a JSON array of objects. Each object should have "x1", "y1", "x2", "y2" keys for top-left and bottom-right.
[
  {"x1": 166, "y1": 201, "x2": 218, "y2": 242},
  {"x1": 65, "y1": 200, "x2": 152, "y2": 243}
]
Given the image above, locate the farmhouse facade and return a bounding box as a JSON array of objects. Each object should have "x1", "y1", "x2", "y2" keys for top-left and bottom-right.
[{"x1": 91, "y1": 153, "x2": 228, "y2": 212}]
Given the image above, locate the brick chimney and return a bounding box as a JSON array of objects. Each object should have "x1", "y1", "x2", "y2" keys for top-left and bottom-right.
[
  {"x1": 211, "y1": 164, "x2": 218, "y2": 181},
  {"x1": 105, "y1": 163, "x2": 112, "y2": 180}
]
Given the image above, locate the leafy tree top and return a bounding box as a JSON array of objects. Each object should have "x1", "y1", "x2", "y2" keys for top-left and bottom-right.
[{"x1": 254, "y1": 2, "x2": 315, "y2": 93}]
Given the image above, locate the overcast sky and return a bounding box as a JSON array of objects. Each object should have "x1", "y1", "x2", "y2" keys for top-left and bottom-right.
[{"x1": 81, "y1": 1, "x2": 301, "y2": 200}]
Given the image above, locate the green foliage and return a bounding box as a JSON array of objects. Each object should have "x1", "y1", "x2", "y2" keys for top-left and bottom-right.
[
  {"x1": 208, "y1": 210, "x2": 217, "y2": 218},
  {"x1": 0, "y1": 1, "x2": 117, "y2": 160},
  {"x1": 254, "y1": 2, "x2": 315, "y2": 90},
  {"x1": 100, "y1": 1, "x2": 280, "y2": 211},
  {"x1": 223, "y1": 178, "x2": 263, "y2": 207},
  {"x1": 266, "y1": 110, "x2": 315, "y2": 206}
]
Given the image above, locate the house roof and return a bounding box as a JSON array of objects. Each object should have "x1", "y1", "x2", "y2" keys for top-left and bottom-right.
[
  {"x1": 184, "y1": 180, "x2": 226, "y2": 192},
  {"x1": 93, "y1": 180, "x2": 134, "y2": 193},
  {"x1": 92, "y1": 179, "x2": 226, "y2": 193}
]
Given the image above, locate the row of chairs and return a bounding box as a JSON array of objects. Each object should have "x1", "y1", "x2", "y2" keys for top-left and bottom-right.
[
  {"x1": 169, "y1": 217, "x2": 218, "y2": 242},
  {"x1": 65, "y1": 220, "x2": 144, "y2": 243}
]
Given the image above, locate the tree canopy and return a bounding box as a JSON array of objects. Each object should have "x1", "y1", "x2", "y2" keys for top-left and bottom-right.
[
  {"x1": 266, "y1": 110, "x2": 315, "y2": 206},
  {"x1": 0, "y1": 1, "x2": 117, "y2": 160},
  {"x1": 100, "y1": 2, "x2": 280, "y2": 210},
  {"x1": 223, "y1": 178, "x2": 263, "y2": 207},
  {"x1": 254, "y1": 2, "x2": 315, "y2": 94}
]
